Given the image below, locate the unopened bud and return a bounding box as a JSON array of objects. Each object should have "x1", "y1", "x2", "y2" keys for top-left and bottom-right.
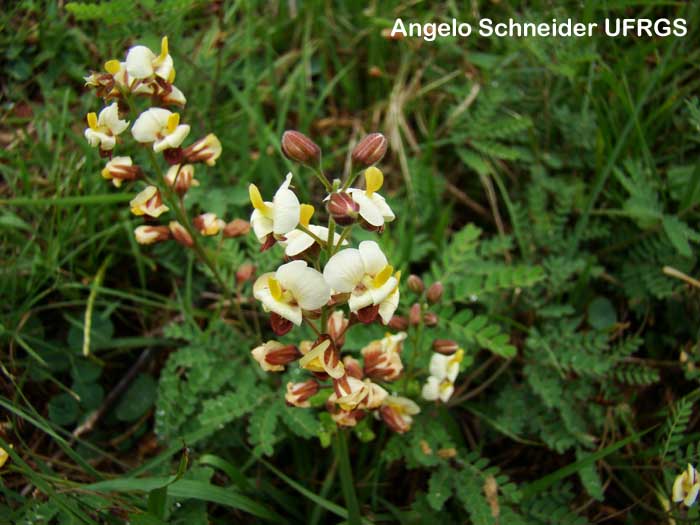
[
  {"x1": 163, "y1": 147, "x2": 184, "y2": 166},
  {"x1": 327, "y1": 192, "x2": 359, "y2": 225},
  {"x1": 134, "y1": 225, "x2": 170, "y2": 245},
  {"x1": 433, "y1": 339, "x2": 459, "y2": 355},
  {"x1": 165, "y1": 164, "x2": 198, "y2": 195},
  {"x1": 236, "y1": 263, "x2": 256, "y2": 284},
  {"x1": 407, "y1": 274, "x2": 424, "y2": 294},
  {"x1": 351, "y1": 132, "x2": 388, "y2": 167},
  {"x1": 281, "y1": 130, "x2": 321, "y2": 166},
  {"x1": 182, "y1": 133, "x2": 222, "y2": 166},
  {"x1": 423, "y1": 312, "x2": 438, "y2": 327},
  {"x1": 356, "y1": 304, "x2": 380, "y2": 324},
  {"x1": 409, "y1": 303, "x2": 421, "y2": 326},
  {"x1": 327, "y1": 311, "x2": 349, "y2": 349},
  {"x1": 223, "y1": 218, "x2": 251, "y2": 238},
  {"x1": 388, "y1": 315, "x2": 409, "y2": 331},
  {"x1": 426, "y1": 282, "x2": 444, "y2": 304},
  {"x1": 265, "y1": 344, "x2": 301, "y2": 365},
  {"x1": 285, "y1": 380, "x2": 320, "y2": 407},
  {"x1": 343, "y1": 356, "x2": 363, "y2": 379},
  {"x1": 270, "y1": 312, "x2": 293, "y2": 336},
  {"x1": 168, "y1": 221, "x2": 193, "y2": 247}
]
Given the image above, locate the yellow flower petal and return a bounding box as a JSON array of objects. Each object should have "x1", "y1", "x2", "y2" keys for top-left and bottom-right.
[
  {"x1": 87, "y1": 112, "x2": 98, "y2": 130},
  {"x1": 364, "y1": 166, "x2": 384, "y2": 197},
  {"x1": 104, "y1": 60, "x2": 121, "y2": 74},
  {"x1": 166, "y1": 112, "x2": 180, "y2": 133},
  {"x1": 268, "y1": 277, "x2": 283, "y2": 300},
  {"x1": 373, "y1": 264, "x2": 394, "y2": 288},
  {"x1": 299, "y1": 204, "x2": 314, "y2": 227}
]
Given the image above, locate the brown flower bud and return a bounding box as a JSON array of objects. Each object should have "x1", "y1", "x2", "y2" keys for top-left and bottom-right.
[
  {"x1": 169, "y1": 221, "x2": 193, "y2": 247},
  {"x1": 423, "y1": 312, "x2": 438, "y2": 327},
  {"x1": 356, "y1": 304, "x2": 380, "y2": 324},
  {"x1": 388, "y1": 315, "x2": 409, "y2": 331},
  {"x1": 163, "y1": 147, "x2": 184, "y2": 166},
  {"x1": 327, "y1": 310, "x2": 349, "y2": 349},
  {"x1": 433, "y1": 339, "x2": 459, "y2": 355},
  {"x1": 165, "y1": 164, "x2": 197, "y2": 195},
  {"x1": 236, "y1": 263, "x2": 256, "y2": 284},
  {"x1": 264, "y1": 344, "x2": 301, "y2": 365},
  {"x1": 426, "y1": 282, "x2": 444, "y2": 304},
  {"x1": 270, "y1": 312, "x2": 293, "y2": 336},
  {"x1": 223, "y1": 218, "x2": 251, "y2": 238},
  {"x1": 407, "y1": 274, "x2": 424, "y2": 294},
  {"x1": 134, "y1": 225, "x2": 170, "y2": 245},
  {"x1": 409, "y1": 303, "x2": 421, "y2": 326},
  {"x1": 327, "y1": 192, "x2": 359, "y2": 225},
  {"x1": 343, "y1": 356, "x2": 363, "y2": 380},
  {"x1": 281, "y1": 130, "x2": 321, "y2": 166},
  {"x1": 351, "y1": 132, "x2": 388, "y2": 167},
  {"x1": 285, "y1": 380, "x2": 320, "y2": 407}
]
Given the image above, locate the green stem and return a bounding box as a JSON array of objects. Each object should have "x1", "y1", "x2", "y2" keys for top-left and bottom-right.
[
  {"x1": 311, "y1": 166, "x2": 332, "y2": 192},
  {"x1": 298, "y1": 224, "x2": 326, "y2": 246},
  {"x1": 145, "y1": 150, "x2": 252, "y2": 335},
  {"x1": 334, "y1": 430, "x2": 361, "y2": 525},
  {"x1": 342, "y1": 168, "x2": 363, "y2": 191}
]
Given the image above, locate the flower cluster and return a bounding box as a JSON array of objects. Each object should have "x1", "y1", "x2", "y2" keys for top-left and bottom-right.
[
  {"x1": 83, "y1": 36, "x2": 249, "y2": 247},
  {"x1": 250, "y1": 131, "x2": 420, "y2": 433}
]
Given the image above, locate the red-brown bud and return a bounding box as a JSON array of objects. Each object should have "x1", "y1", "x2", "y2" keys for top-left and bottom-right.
[
  {"x1": 351, "y1": 133, "x2": 388, "y2": 167},
  {"x1": 327, "y1": 311, "x2": 349, "y2": 349},
  {"x1": 427, "y1": 282, "x2": 444, "y2": 304},
  {"x1": 264, "y1": 344, "x2": 301, "y2": 365},
  {"x1": 236, "y1": 263, "x2": 256, "y2": 284},
  {"x1": 285, "y1": 380, "x2": 320, "y2": 407},
  {"x1": 343, "y1": 356, "x2": 363, "y2": 379},
  {"x1": 223, "y1": 218, "x2": 251, "y2": 238},
  {"x1": 182, "y1": 133, "x2": 222, "y2": 166},
  {"x1": 163, "y1": 147, "x2": 184, "y2": 166},
  {"x1": 281, "y1": 130, "x2": 321, "y2": 166},
  {"x1": 388, "y1": 315, "x2": 409, "y2": 331},
  {"x1": 423, "y1": 312, "x2": 439, "y2": 327},
  {"x1": 409, "y1": 303, "x2": 422, "y2": 326},
  {"x1": 327, "y1": 192, "x2": 360, "y2": 225},
  {"x1": 433, "y1": 339, "x2": 459, "y2": 355},
  {"x1": 270, "y1": 312, "x2": 293, "y2": 336},
  {"x1": 169, "y1": 221, "x2": 193, "y2": 247},
  {"x1": 356, "y1": 304, "x2": 380, "y2": 324},
  {"x1": 407, "y1": 274, "x2": 424, "y2": 294},
  {"x1": 165, "y1": 164, "x2": 197, "y2": 195}
]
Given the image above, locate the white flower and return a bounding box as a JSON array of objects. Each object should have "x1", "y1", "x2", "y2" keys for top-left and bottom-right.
[
  {"x1": 347, "y1": 167, "x2": 395, "y2": 228},
  {"x1": 129, "y1": 186, "x2": 169, "y2": 218},
  {"x1": 249, "y1": 173, "x2": 301, "y2": 242},
  {"x1": 421, "y1": 349, "x2": 464, "y2": 403},
  {"x1": 131, "y1": 108, "x2": 190, "y2": 152},
  {"x1": 253, "y1": 260, "x2": 330, "y2": 325},
  {"x1": 280, "y1": 224, "x2": 348, "y2": 257},
  {"x1": 673, "y1": 464, "x2": 700, "y2": 507},
  {"x1": 379, "y1": 395, "x2": 420, "y2": 434},
  {"x1": 299, "y1": 337, "x2": 345, "y2": 378},
  {"x1": 193, "y1": 213, "x2": 225, "y2": 236},
  {"x1": 101, "y1": 156, "x2": 140, "y2": 188},
  {"x1": 125, "y1": 36, "x2": 175, "y2": 81},
  {"x1": 361, "y1": 332, "x2": 406, "y2": 381},
  {"x1": 323, "y1": 240, "x2": 400, "y2": 323},
  {"x1": 84, "y1": 103, "x2": 129, "y2": 151}
]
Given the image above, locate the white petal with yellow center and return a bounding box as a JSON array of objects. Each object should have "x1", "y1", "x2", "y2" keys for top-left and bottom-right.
[
  {"x1": 276, "y1": 260, "x2": 330, "y2": 311},
  {"x1": 125, "y1": 45, "x2": 156, "y2": 79},
  {"x1": 271, "y1": 173, "x2": 300, "y2": 235},
  {"x1": 323, "y1": 248, "x2": 365, "y2": 293}
]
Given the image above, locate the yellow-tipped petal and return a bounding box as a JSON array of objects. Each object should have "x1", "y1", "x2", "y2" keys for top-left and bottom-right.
[
  {"x1": 373, "y1": 264, "x2": 394, "y2": 288},
  {"x1": 87, "y1": 112, "x2": 98, "y2": 130},
  {"x1": 394, "y1": 270, "x2": 402, "y2": 283},
  {"x1": 104, "y1": 60, "x2": 121, "y2": 74},
  {"x1": 450, "y1": 349, "x2": 464, "y2": 366},
  {"x1": 101, "y1": 166, "x2": 111, "y2": 179},
  {"x1": 268, "y1": 277, "x2": 283, "y2": 300},
  {"x1": 166, "y1": 112, "x2": 180, "y2": 133},
  {"x1": 364, "y1": 166, "x2": 384, "y2": 197},
  {"x1": 160, "y1": 36, "x2": 169, "y2": 59},
  {"x1": 168, "y1": 67, "x2": 176, "y2": 83},
  {"x1": 249, "y1": 184, "x2": 266, "y2": 210},
  {"x1": 299, "y1": 204, "x2": 314, "y2": 227}
]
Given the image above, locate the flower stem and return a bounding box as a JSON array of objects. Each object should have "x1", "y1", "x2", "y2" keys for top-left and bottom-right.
[
  {"x1": 311, "y1": 166, "x2": 332, "y2": 192},
  {"x1": 334, "y1": 430, "x2": 362, "y2": 525},
  {"x1": 145, "y1": 150, "x2": 252, "y2": 336}
]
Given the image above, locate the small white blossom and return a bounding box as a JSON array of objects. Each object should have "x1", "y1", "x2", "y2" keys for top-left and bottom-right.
[
  {"x1": 347, "y1": 167, "x2": 395, "y2": 228},
  {"x1": 673, "y1": 464, "x2": 700, "y2": 507},
  {"x1": 131, "y1": 108, "x2": 190, "y2": 152},
  {"x1": 84, "y1": 103, "x2": 129, "y2": 151},
  {"x1": 249, "y1": 173, "x2": 301, "y2": 242},
  {"x1": 125, "y1": 36, "x2": 175, "y2": 81},
  {"x1": 422, "y1": 349, "x2": 464, "y2": 403},
  {"x1": 253, "y1": 260, "x2": 330, "y2": 325}
]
